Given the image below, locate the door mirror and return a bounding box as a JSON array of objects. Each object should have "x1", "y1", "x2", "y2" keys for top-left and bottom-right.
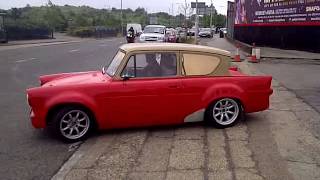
[{"x1": 121, "y1": 73, "x2": 134, "y2": 81}]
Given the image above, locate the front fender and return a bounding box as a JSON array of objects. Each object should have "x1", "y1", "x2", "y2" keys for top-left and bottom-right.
[
  {"x1": 45, "y1": 91, "x2": 100, "y2": 124},
  {"x1": 201, "y1": 83, "x2": 246, "y2": 108},
  {"x1": 40, "y1": 71, "x2": 99, "y2": 85}
]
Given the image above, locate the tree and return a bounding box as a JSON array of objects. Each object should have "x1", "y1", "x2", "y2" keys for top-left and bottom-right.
[
  {"x1": 178, "y1": 0, "x2": 193, "y2": 27},
  {"x1": 10, "y1": 8, "x2": 22, "y2": 21},
  {"x1": 214, "y1": 14, "x2": 226, "y2": 27},
  {"x1": 45, "y1": 1, "x2": 67, "y2": 31},
  {"x1": 135, "y1": 7, "x2": 146, "y2": 15}
]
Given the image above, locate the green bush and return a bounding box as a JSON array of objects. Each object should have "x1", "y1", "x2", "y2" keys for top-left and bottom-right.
[{"x1": 68, "y1": 26, "x2": 94, "y2": 37}]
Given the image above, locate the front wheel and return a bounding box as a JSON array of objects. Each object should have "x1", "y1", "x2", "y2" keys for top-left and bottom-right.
[
  {"x1": 48, "y1": 106, "x2": 94, "y2": 142},
  {"x1": 206, "y1": 98, "x2": 243, "y2": 128}
]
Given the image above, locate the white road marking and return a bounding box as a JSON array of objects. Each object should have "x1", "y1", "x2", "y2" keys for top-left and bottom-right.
[
  {"x1": 69, "y1": 49, "x2": 79, "y2": 52},
  {"x1": 16, "y1": 58, "x2": 37, "y2": 63},
  {"x1": 99, "y1": 44, "x2": 107, "y2": 47}
]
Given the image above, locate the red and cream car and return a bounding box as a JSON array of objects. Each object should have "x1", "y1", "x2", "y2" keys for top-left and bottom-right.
[{"x1": 26, "y1": 43, "x2": 273, "y2": 142}]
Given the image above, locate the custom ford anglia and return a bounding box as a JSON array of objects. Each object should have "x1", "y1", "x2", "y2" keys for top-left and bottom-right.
[{"x1": 26, "y1": 43, "x2": 273, "y2": 142}]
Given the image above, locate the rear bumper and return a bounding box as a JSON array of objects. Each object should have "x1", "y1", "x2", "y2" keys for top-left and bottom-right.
[{"x1": 244, "y1": 89, "x2": 273, "y2": 113}]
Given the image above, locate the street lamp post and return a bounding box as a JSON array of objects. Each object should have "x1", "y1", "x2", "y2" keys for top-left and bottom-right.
[
  {"x1": 120, "y1": 0, "x2": 123, "y2": 36},
  {"x1": 184, "y1": 0, "x2": 187, "y2": 27},
  {"x1": 210, "y1": 0, "x2": 213, "y2": 29},
  {"x1": 194, "y1": 0, "x2": 199, "y2": 44}
]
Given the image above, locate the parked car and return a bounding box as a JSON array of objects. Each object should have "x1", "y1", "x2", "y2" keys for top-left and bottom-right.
[
  {"x1": 26, "y1": 43, "x2": 273, "y2": 142},
  {"x1": 139, "y1": 25, "x2": 166, "y2": 42},
  {"x1": 199, "y1": 28, "x2": 213, "y2": 38},
  {"x1": 166, "y1": 29, "x2": 177, "y2": 43}
]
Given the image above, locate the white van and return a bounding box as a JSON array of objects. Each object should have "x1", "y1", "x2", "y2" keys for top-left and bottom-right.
[{"x1": 126, "y1": 23, "x2": 142, "y2": 36}]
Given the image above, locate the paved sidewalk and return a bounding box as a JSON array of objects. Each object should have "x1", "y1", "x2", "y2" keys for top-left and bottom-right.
[
  {"x1": 52, "y1": 38, "x2": 320, "y2": 180},
  {"x1": 0, "y1": 33, "x2": 90, "y2": 46},
  {"x1": 203, "y1": 35, "x2": 248, "y2": 60},
  {"x1": 205, "y1": 35, "x2": 320, "y2": 60},
  {"x1": 0, "y1": 33, "x2": 113, "y2": 51},
  {"x1": 257, "y1": 47, "x2": 320, "y2": 60}
]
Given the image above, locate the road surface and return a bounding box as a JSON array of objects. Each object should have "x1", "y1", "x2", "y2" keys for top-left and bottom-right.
[
  {"x1": 256, "y1": 59, "x2": 320, "y2": 113},
  {"x1": 0, "y1": 37, "x2": 124, "y2": 180}
]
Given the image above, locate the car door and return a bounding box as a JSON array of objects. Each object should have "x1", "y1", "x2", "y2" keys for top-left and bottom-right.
[
  {"x1": 104, "y1": 52, "x2": 184, "y2": 129},
  {"x1": 178, "y1": 52, "x2": 223, "y2": 122}
]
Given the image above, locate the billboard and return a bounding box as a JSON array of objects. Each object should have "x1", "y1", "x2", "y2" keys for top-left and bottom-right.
[
  {"x1": 235, "y1": 0, "x2": 320, "y2": 26},
  {"x1": 191, "y1": 2, "x2": 206, "y2": 8}
]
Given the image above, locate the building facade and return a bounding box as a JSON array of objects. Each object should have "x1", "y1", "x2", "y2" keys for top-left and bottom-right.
[{"x1": 230, "y1": 0, "x2": 320, "y2": 51}]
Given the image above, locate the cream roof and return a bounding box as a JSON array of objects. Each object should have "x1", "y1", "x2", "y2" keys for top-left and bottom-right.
[{"x1": 120, "y1": 43, "x2": 231, "y2": 57}]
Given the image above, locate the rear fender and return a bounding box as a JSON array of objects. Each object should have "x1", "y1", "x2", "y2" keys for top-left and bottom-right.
[{"x1": 201, "y1": 83, "x2": 246, "y2": 109}]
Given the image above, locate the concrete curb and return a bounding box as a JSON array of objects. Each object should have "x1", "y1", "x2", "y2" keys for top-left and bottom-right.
[
  {"x1": 0, "y1": 40, "x2": 69, "y2": 46},
  {"x1": 0, "y1": 40, "x2": 84, "y2": 51},
  {"x1": 0, "y1": 36, "x2": 106, "y2": 47}
]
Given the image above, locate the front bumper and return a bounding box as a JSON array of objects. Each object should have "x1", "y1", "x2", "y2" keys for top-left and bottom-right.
[
  {"x1": 139, "y1": 39, "x2": 165, "y2": 43},
  {"x1": 30, "y1": 108, "x2": 46, "y2": 128}
]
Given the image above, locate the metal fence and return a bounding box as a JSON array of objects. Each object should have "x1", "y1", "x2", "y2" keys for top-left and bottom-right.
[
  {"x1": 6, "y1": 26, "x2": 52, "y2": 40},
  {"x1": 93, "y1": 26, "x2": 119, "y2": 38}
]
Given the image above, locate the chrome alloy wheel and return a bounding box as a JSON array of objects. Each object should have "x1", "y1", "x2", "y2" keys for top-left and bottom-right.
[
  {"x1": 59, "y1": 110, "x2": 90, "y2": 140},
  {"x1": 212, "y1": 98, "x2": 239, "y2": 125}
]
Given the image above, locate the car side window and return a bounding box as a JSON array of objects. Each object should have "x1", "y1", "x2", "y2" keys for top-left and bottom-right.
[
  {"x1": 182, "y1": 53, "x2": 220, "y2": 76},
  {"x1": 122, "y1": 53, "x2": 177, "y2": 78}
]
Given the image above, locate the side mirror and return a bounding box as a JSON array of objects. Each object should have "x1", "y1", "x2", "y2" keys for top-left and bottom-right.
[{"x1": 121, "y1": 73, "x2": 134, "y2": 81}]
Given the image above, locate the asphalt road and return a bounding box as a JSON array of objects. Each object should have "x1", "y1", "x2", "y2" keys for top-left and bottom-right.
[
  {"x1": 0, "y1": 37, "x2": 124, "y2": 180},
  {"x1": 255, "y1": 59, "x2": 320, "y2": 113}
]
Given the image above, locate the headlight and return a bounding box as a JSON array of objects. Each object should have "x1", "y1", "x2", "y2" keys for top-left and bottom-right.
[
  {"x1": 158, "y1": 36, "x2": 164, "y2": 40},
  {"x1": 26, "y1": 94, "x2": 30, "y2": 106}
]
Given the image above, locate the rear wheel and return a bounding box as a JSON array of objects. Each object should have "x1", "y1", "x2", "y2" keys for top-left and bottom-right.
[
  {"x1": 48, "y1": 106, "x2": 94, "y2": 142},
  {"x1": 206, "y1": 98, "x2": 243, "y2": 128}
]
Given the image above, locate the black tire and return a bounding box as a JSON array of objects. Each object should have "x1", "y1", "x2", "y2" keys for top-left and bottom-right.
[
  {"x1": 47, "y1": 106, "x2": 94, "y2": 143},
  {"x1": 206, "y1": 98, "x2": 243, "y2": 128}
]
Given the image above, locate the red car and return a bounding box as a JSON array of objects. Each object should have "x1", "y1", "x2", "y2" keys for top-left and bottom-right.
[
  {"x1": 166, "y1": 29, "x2": 177, "y2": 43},
  {"x1": 26, "y1": 43, "x2": 273, "y2": 142}
]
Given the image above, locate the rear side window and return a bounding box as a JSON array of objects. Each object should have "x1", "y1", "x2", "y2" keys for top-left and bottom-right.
[{"x1": 182, "y1": 53, "x2": 220, "y2": 76}]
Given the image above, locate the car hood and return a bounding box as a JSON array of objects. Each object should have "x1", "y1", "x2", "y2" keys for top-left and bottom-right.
[
  {"x1": 140, "y1": 33, "x2": 164, "y2": 38},
  {"x1": 41, "y1": 71, "x2": 109, "y2": 87},
  {"x1": 199, "y1": 31, "x2": 210, "y2": 34}
]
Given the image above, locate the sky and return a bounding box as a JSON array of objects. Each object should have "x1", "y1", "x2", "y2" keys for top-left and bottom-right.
[{"x1": 0, "y1": 0, "x2": 229, "y2": 15}]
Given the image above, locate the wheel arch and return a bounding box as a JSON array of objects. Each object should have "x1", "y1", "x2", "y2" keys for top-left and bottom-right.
[
  {"x1": 202, "y1": 83, "x2": 247, "y2": 112},
  {"x1": 46, "y1": 102, "x2": 98, "y2": 129}
]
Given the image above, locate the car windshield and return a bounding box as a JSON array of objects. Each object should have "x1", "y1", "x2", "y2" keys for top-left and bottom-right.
[
  {"x1": 144, "y1": 26, "x2": 164, "y2": 34},
  {"x1": 105, "y1": 50, "x2": 125, "y2": 76},
  {"x1": 167, "y1": 30, "x2": 175, "y2": 35},
  {"x1": 201, "y1": 28, "x2": 211, "y2": 32}
]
